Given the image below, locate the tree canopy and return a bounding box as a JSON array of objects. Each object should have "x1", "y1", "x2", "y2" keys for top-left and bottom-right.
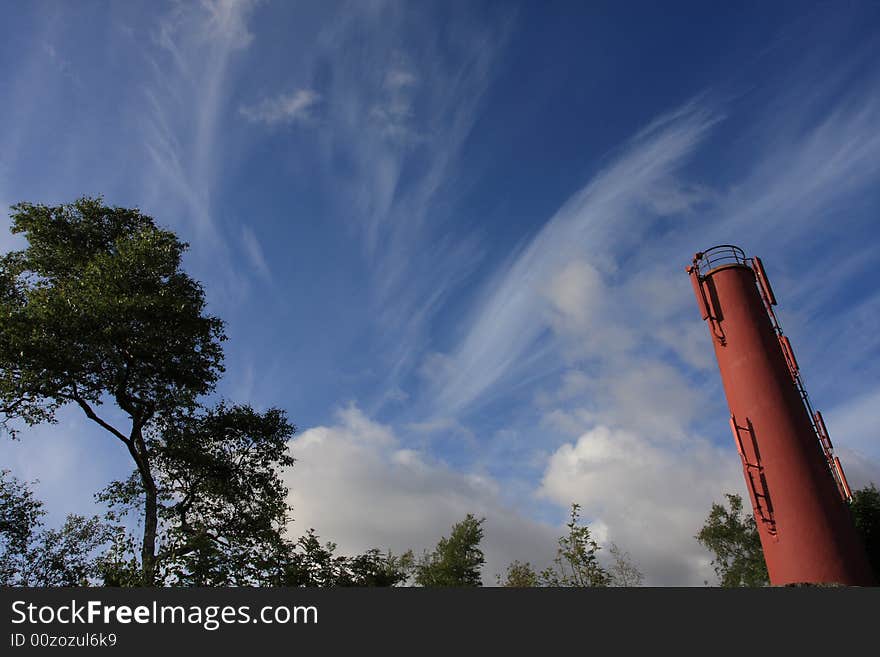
[
  {"x1": 0, "y1": 197, "x2": 226, "y2": 430},
  {"x1": 415, "y1": 514, "x2": 486, "y2": 586},
  {"x1": 848, "y1": 484, "x2": 880, "y2": 580},
  {"x1": 696, "y1": 493, "x2": 769, "y2": 587},
  {"x1": 697, "y1": 487, "x2": 880, "y2": 586},
  {"x1": 497, "y1": 504, "x2": 643, "y2": 587},
  {"x1": 276, "y1": 530, "x2": 412, "y2": 587},
  {"x1": 96, "y1": 402, "x2": 298, "y2": 586},
  {"x1": 539, "y1": 503, "x2": 610, "y2": 587},
  {"x1": 0, "y1": 197, "x2": 227, "y2": 583},
  {"x1": 0, "y1": 197, "x2": 416, "y2": 588},
  {"x1": 0, "y1": 470, "x2": 113, "y2": 586}
]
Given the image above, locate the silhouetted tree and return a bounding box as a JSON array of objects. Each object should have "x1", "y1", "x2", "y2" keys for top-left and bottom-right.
[
  {"x1": 416, "y1": 514, "x2": 486, "y2": 586},
  {"x1": 0, "y1": 470, "x2": 113, "y2": 585},
  {"x1": 96, "y1": 403, "x2": 296, "y2": 586},
  {"x1": 849, "y1": 483, "x2": 880, "y2": 580},
  {"x1": 278, "y1": 529, "x2": 412, "y2": 587}
]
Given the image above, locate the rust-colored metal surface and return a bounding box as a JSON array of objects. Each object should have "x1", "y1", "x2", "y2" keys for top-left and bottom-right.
[{"x1": 687, "y1": 245, "x2": 875, "y2": 586}]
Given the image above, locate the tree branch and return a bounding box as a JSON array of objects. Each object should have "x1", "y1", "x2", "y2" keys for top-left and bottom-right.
[{"x1": 64, "y1": 387, "x2": 132, "y2": 446}]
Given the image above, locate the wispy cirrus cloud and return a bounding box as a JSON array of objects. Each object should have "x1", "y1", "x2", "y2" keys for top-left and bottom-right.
[
  {"x1": 428, "y1": 102, "x2": 719, "y2": 416},
  {"x1": 143, "y1": 0, "x2": 257, "y2": 226},
  {"x1": 369, "y1": 68, "x2": 420, "y2": 143},
  {"x1": 42, "y1": 41, "x2": 81, "y2": 88},
  {"x1": 288, "y1": 3, "x2": 515, "y2": 395},
  {"x1": 240, "y1": 224, "x2": 272, "y2": 282},
  {"x1": 240, "y1": 89, "x2": 321, "y2": 125},
  {"x1": 136, "y1": 0, "x2": 265, "y2": 304},
  {"x1": 415, "y1": 43, "x2": 880, "y2": 584},
  {"x1": 428, "y1": 46, "x2": 880, "y2": 427}
]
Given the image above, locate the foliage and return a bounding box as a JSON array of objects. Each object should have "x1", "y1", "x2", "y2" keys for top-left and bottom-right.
[
  {"x1": 0, "y1": 197, "x2": 226, "y2": 432},
  {"x1": 698, "y1": 487, "x2": 880, "y2": 586},
  {"x1": 539, "y1": 504, "x2": 611, "y2": 587},
  {"x1": 156, "y1": 403, "x2": 295, "y2": 586},
  {"x1": 0, "y1": 468, "x2": 43, "y2": 582},
  {"x1": 28, "y1": 515, "x2": 115, "y2": 586},
  {"x1": 0, "y1": 197, "x2": 226, "y2": 584},
  {"x1": 277, "y1": 529, "x2": 413, "y2": 587},
  {"x1": 1, "y1": 466, "x2": 409, "y2": 587},
  {"x1": 96, "y1": 403, "x2": 297, "y2": 586},
  {"x1": 849, "y1": 483, "x2": 880, "y2": 580},
  {"x1": 0, "y1": 197, "x2": 429, "y2": 588},
  {"x1": 343, "y1": 548, "x2": 414, "y2": 587},
  {"x1": 696, "y1": 493, "x2": 769, "y2": 587},
  {"x1": 415, "y1": 514, "x2": 486, "y2": 587},
  {"x1": 95, "y1": 529, "x2": 143, "y2": 587},
  {"x1": 498, "y1": 505, "x2": 642, "y2": 587},
  {"x1": 0, "y1": 470, "x2": 113, "y2": 586},
  {"x1": 607, "y1": 542, "x2": 644, "y2": 587},
  {"x1": 497, "y1": 560, "x2": 540, "y2": 587}
]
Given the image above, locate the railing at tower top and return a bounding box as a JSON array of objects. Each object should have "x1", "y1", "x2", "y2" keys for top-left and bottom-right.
[
  {"x1": 687, "y1": 245, "x2": 853, "y2": 503},
  {"x1": 690, "y1": 245, "x2": 748, "y2": 277}
]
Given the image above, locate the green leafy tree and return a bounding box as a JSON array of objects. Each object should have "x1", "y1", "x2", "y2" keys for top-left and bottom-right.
[
  {"x1": 0, "y1": 470, "x2": 113, "y2": 586},
  {"x1": 95, "y1": 529, "x2": 143, "y2": 587},
  {"x1": 498, "y1": 505, "x2": 642, "y2": 587},
  {"x1": 698, "y1": 487, "x2": 880, "y2": 587},
  {"x1": 28, "y1": 515, "x2": 116, "y2": 587},
  {"x1": 0, "y1": 198, "x2": 226, "y2": 584},
  {"x1": 277, "y1": 529, "x2": 412, "y2": 587},
  {"x1": 539, "y1": 503, "x2": 610, "y2": 587},
  {"x1": 849, "y1": 483, "x2": 880, "y2": 580},
  {"x1": 696, "y1": 493, "x2": 769, "y2": 587},
  {"x1": 155, "y1": 403, "x2": 295, "y2": 586},
  {"x1": 415, "y1": 514, "x2": 486, "y2": 587},
  {"x1": 98, "y1": 403, "x2": 297, "y2": 586},
  {"x1": 497, "y1": 560, "x2": 540, "y2": 587},
  {"x1": 277, "y1": 530, "x2": 354, "y2": 587},
  {"x1": 0, "y1": 198, "x2": 416, "y2": 588},
  {"x1": 342, "y1": 548, "x2": 414, "y2": 587},
  {"x1": 0, "y1": 469, "x2": 43, "y2": 583}
]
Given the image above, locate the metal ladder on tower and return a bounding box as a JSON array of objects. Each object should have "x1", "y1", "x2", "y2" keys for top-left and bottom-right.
[{"x1": 750, "y1": 256, "x2": 853, "y2": 503}]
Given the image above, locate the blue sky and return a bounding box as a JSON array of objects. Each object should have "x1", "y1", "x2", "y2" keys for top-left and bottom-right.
[{"x1": 2, "y1": 1, "x2": 880, "y2": 585}]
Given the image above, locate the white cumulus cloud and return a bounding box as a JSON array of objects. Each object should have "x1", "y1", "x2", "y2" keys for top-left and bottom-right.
[
  {"x1": 284, "y1": 404, "x2": 559, "y2": 583},
  {"x1": 539, "y1": 425, "x2": 745, "y2": 586}
]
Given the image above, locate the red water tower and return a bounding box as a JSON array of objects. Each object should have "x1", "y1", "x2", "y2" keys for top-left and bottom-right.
[{"x1": 687, "y1": 245, "x2": 874, "y2": 586}]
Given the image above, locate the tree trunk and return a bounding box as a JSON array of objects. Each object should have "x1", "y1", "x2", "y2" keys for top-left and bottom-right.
[
  {"x1": 129, "y1": 424, "x2": 159, "y2": 586},
  {"x1": 68, "y1": 391, "x2": 161, "y2": 585},
  {"x1": 141, "y1": 483, "x2": 158, "y2": 585}
]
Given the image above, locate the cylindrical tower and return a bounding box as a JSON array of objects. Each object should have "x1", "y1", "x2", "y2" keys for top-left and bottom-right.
[{"x1": 687, "y1": 245, "x2": 874, "y2": 586}]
